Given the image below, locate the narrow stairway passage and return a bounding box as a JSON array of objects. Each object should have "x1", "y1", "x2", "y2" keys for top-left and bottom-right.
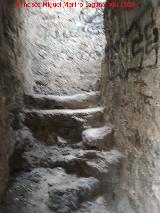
[{"x1": 3, "y1": 92, "x2": 123, "y2": 213}]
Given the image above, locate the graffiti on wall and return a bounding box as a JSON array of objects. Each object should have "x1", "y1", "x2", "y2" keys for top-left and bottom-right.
[{"x1": 105, "y1": 3, "x2": 159, "y2": 79}]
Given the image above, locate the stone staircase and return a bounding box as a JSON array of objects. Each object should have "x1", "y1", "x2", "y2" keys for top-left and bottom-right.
[{"x1": 3, "y1": 92, "x2": 123, "y2": 213}]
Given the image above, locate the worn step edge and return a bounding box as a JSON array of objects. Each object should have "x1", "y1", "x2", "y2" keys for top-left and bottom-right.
[
  {"x1": 24, "y1": 91, "x2": 101, "y2": 109},
  {"x1": 23, "y1": 107, "x2": 105, "y2": 127},
  {"x1": 82, "y1": 124, "x2": 115, "y2": 150},
  {"x1": 23, "y1": 107, "x2": 105, "y2": 142},
  {"x1": 23, "y1": 107, "x2": 104, "y2": 116}
]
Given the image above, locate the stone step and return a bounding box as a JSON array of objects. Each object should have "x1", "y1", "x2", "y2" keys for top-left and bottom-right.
[
  {"x1": 24, "y1": 91, "x2": 101, "y2": 110},
  {"x1": 4, "y1": 168, "x2": 99, "y2": 213},
  {"x1": 82, "y1": 124, "x2": 115, "y2": 150},
  {"x1": 23, "y1": 107, "x2": 105, "y2": 143},
  {"x1": 20, "y1": 145, "x2": 123, "y2": 180},
  {"x1": 48, "y1": 168, "x2": 99, "y2": 212}
]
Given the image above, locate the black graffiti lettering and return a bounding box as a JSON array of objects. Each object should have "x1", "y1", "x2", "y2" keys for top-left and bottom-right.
[
  {"x1": 130, "y1": 22, "x2": 144, "y2": 57},
  {"x1": 153, "y1": 28, "x2": 159, "y2": 43},
  {"x1": 153, "y1": 28, "x2": 159, "y2": 65},
  {"x1": 106, "y1": 3, "x2": 159, "y2": 80},
  {"x1": 125, "y1": 20, "x2": 144, "y2": 70},
  {"x1": 144, "y1": 22, "x2": 154, "y2": 54},
  {"x1": 144, "y1": 12, "x2": 159, "y2": 66}
]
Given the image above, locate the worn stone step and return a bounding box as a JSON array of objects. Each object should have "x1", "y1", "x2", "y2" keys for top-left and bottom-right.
[
  {"x1": 23, "y1": 107, "x2": 105, "y2": 143},
  {"x1": 48, "y1": 169, "x2": 99, "y2": 212},
  {"x1": 20, "y1": 145, "x2": 123, "y2": 180},
  {"x1": 24, "y1": 92, "x2": 101, "y2": 110},
  {"x1": 82, "y1": 124, "x2": 115, "y2": 150},
  {"x1": 4, "y1": 168, "x2": 99, "y2": 213}
]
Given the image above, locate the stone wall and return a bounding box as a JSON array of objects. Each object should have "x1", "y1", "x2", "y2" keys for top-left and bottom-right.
[
  {"x1": 103, "y1": 1, "x2": 160, "y2": 212},
  {"x1": 0, "y1": 0, "x2": 105, "y2": 204},
  {"x1": 21, "y1": 0, "x2": 105, "y2": 95},
  {"x1": 0, "y1": 0, "x2": 32, "y2": 203}
]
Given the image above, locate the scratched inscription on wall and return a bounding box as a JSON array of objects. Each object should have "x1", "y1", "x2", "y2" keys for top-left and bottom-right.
[{"x1": 105, "y1": 3, "x2": 159, "y2": 79}]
